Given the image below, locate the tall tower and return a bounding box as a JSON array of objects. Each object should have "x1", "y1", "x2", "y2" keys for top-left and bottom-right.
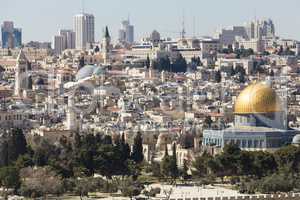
[
  {"x1": 102, "y1": 26, "x2": 111, "y2": 65},
  {"x1": 1, "y1": 21, "x2": 22, "y2": 48},
  {"x1": 74, "y1": 13, "x2": 95, "y2": 49},
  {"x1": 118, "y1": 19, "x2": 134, "y2": 44},
  {"x1": 14, "y1": 49, "x2": 29, "y2": 97},
  {"x1": 66, "y1": 96, "x2": 78, "y2": 131}
]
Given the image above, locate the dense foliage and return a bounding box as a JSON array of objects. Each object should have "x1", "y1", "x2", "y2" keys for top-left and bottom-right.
[
  {"x1": 0, "y1": 129, "x2": 144, "y2": 198},
  {"x1": 192, "y1": 144, "x2": 300, "y2": 193}
]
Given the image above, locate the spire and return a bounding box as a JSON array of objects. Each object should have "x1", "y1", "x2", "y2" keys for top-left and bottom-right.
[
  {"x1": 105, "y1": 26, "x2": 110, "y2": 38},
  {"x1": 16, "y1": 49, "x2": 28, "y2": 63}
]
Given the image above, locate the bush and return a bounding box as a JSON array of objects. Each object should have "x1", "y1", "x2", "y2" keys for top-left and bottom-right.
[
  {"x1": 258, "y1": 173, "x2": 294, "y2": 194},
  {"x1": 101, "y1": 180, "x2": 118, "y2": 193},
  {"x1": 238, "y1": 179, "x2": 257, "y2": 194},
  {"x1": 143, "y1": 187, "x2": 161, "y2": 197}
]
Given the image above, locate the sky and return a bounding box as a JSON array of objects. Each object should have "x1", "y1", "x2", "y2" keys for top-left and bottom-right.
[{"x1": 1, "y1": 0, "x2": 300, "y2": 43}]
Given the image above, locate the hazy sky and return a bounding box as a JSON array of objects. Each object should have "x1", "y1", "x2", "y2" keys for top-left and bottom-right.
[{"x1": 1, "y1": 0, "x2": 300, "y2": 42}]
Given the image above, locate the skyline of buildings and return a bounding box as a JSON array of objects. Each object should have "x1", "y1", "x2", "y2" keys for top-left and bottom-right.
[{"x1": 2, "y1": 3, "x2": 300, "y2": 198}]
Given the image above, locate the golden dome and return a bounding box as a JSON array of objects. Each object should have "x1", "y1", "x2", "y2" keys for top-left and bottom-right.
[{"x1": 234, "y1": 82, "x2": 282, "y2": 114}]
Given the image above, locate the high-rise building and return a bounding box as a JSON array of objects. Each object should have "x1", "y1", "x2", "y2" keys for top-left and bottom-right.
[
  {"x1": 215, "y1": 26, "x2": 248, "y2": 46},
  {"x1": 261, "y1": 19, "x2": 275, "y2": 38},
  {"x1": 52, "y1": 29, "x2": 76, "y2": 55},
  {"x1": 246, "y1": 19, "x2": 275, "y2": 40},
  {"x1": 13, "y1": 28, "x2": 22, "y2": 47},
  {"x1": 118, "y1": 19, "x2": 134, "y2": 44},
  {"x1": 74, "y1": 13, "x2": 95, "y2": 49},
  {"x1": 1, "y1": 21, "x2": 22, "y2": 48},
  {"x1": 246, "y1": 20, "x2": 262, "y2": 40},
  {"x1": 53, "y1": 35, "x2": 64, "y2": 55},
  {"x1": 59, "y1": 29, "x2": 76, "y2": 49}
]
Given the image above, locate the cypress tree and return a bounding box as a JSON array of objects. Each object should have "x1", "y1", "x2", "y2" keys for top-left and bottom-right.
[
  {"x1": 131, "y1": 132, "x2": 144, "y2": 163},
  {"x1": 170, "y1": 143, "x2": 178, "y2": 180}
]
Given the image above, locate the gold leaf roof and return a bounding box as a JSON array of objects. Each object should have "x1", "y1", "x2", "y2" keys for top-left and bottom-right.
[{"x1": 234, "y1": 82, "x2": 282, "y2": 114}]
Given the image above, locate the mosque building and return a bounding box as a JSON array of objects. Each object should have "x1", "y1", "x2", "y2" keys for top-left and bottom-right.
[{"x1": 203, "y1": 81, "x2": 299, "y2": 152}]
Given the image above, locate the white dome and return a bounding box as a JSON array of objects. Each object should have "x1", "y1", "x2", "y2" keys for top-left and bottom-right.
[
  {"x1": 76, "y1": 65, "x2": 96, "y2": 81},
  {"x1": 76, "y1": 65, "x2": 106, "y2": 81},
  {"x1": 292, "y1": 134, "x2": 300, "y2": 145}
]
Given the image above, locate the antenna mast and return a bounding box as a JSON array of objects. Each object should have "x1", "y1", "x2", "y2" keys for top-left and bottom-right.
[
  {"x1": 193, "y1": 16, "x2": 196, "y2": 38},
  {"x1": 181, "y1": 11, "x2": 186, "y2": 39},
  {"x1": 81, "y1": 0, "x2": 85, "y2": 13}
]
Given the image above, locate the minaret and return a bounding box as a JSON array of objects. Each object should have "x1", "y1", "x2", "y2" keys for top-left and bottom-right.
[
  {"x1": 102, "y1": 26, "x2": 111, "y2": 65},
  {"x1": 149, "y1": 59, "x2": 155, "y2": 79},
  {"x1": 66, "y1": 96, "x2": 78, "y2": 131},
  {"x1": 14, "y1": 49, "x2": 29, "y2": 97}
]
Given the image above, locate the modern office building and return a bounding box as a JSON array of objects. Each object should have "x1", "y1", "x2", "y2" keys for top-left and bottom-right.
[
  {"x1": 59, "y1": 29, "x2": 75, "y2": 49},
  {"x1": 118, "y1": 19, "x2": 134, "y2": 44},
  {"x1": 1, "y1": 21, "x2": 22, "y2": 48},
  {"x1": 215, "y1": 26, "x2": 248, "y2": 47},
  {"x1": 53, "y1": 29, "x2": 76, "y2": 55},
  {"x1": 74, "y1": 13, "x2": 95, "y2": 49},
  {"x1": 246, "y1": 19, "x2": 275, "y2": 40},
  {"x1": 261, "y1": 19, "x2": 275, "y2": 38},
  {"x1": 53, "y1": 35, "x2": 64, "y2": 55}
]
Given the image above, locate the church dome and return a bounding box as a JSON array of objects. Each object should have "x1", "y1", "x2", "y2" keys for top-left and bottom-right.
[
  {"x1": 292, "y1": 134, "x2": 300, "y2": 145},
  {"x1": 75, "y1": 65, "x2": 96, "y2": 81},
  {"x1": 93, "y1": 66, "x2": 106, "y2": 76},
  {"x1": 234, "y1": 82, "x2": 282, "y2": 114}
]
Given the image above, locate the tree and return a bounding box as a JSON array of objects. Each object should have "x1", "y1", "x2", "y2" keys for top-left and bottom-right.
[
  {"x1": 74, "y1": 178, "x2": 98, "y2": 200},
  {"x1": 0, "y1": 139, "x2": 9, "y2": 167},
  {"x1": 171, "y1": 53, "x2": 187, "y2": 73},
  {"x1": 78, "y1": 56, "x2": 85, "y2": 69},
  {"x1": 181, "y1": 159, "x2": 189, "y2": 180},
  {"x1": 258, "y1": 173, "x2": 294, "y2": 193},
  {"x1": 146, "y1": 55, "x2": 151, "y2": 69},
  {"x1": 160, "y1": 153, "x2": 171, "y2": 180},
  {"x1": 208, "y1": 144, "x2": 241, "y2": 179},
  {"x1": 119, "y1": 133, "x2": 130, "y2": 161},
  {"x1": 0, "y1": 129, "x2": 28, "y2": 167},
  {"x1": 274, "y1": 145, "x2": 300, "y2": 173},
  {"x1": 0, "y1": 166, "x2": 20, "y2": 197},
  {"x1": 94, "y1": 46, "x2": 100, "y2": 53},
  {"x1": 192, "y1": 152, "x2": 212, "y2": 177},
  {"x1": 120, "y1": 178, "x2": 143, "y2": 200},
  {"x1": 131, "y1": 132, "x2": 144, "y2": 163},
  {"x1": 94, "y1": 144, "x2": 122, "y2": 179},
  {"x1": 203, "y1": 116, "x2": 213, "y2": 129},
  {"x1": 20, "y1": 167, "x2": 64, "y2": 198},
  {"x1": 15, "y1": 154, "x2": 34, "y2": 170},
  {"x1": 170, "y1": 143, "x2": 178, "y2": 181},
  {"x1": 214, "y1": 70, "x2": 222, "y2": 83},
  {"x1": 252, "y1": 151, "x2": 277, "y2": 178}
]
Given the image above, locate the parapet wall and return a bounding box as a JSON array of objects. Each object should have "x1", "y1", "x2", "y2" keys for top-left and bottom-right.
[{"x1": 169, "y1": 193, "x2": 300, "y2": 200}]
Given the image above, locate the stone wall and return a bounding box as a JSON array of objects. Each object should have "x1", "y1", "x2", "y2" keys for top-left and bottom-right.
[{"x1": 169, "y1": 193, "x2": 300, "y2": 200}]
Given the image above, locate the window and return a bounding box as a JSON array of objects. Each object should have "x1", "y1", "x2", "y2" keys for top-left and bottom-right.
[
  {"x1": 254, "y1": 140, "x2": 258, "y2": 148},
  {"x1": 248, "y1": 140, "x2": 252, "y2": 148},
  {"x1": 259, "y1": 140, "x2": 264, "y2": 148},
  {"x1": 242, "y1": 140, "x2": 247, "y2": 148},
  {"x1": 236, "y1": 140, "x2": 241, "y2": 147}
]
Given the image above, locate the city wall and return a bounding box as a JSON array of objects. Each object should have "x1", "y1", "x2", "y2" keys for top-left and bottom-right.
[{"x1": 169, "y1": 193, "x2": 300, "y2": 200}]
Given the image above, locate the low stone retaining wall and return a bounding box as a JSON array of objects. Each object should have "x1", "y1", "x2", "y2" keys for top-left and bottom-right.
[{"x1": 169, "y1": 193, "x2": 300, "y2": 200}]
